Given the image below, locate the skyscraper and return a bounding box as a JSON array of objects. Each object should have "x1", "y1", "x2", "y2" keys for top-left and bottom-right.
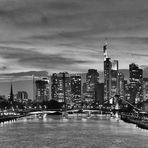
[
  {"x1": 104, "y1": 44, "x2": 112, "y2": 102},
  {"x1": 112, "y1": 60, "x2": 118, "y2": 71},
  {"x1": 124, "y1": 80, "x2": 130, "y2": 102},
  {"x1": 118, "y1": 72, "x2": 125, "y2": 100},
  {"x1": 51, "y1": 72, "x2": 71, "y2": 103},
  {"x1": 51, "y1": 73, "x2": 58, "y2": 100},
  {"x1": 95, "y1": 83, "x2": 104, "y2": 104},
  {"x1": 17, "y1": 91, "x2": 28, "y2": 103},
  {"x1": 85, "y1": 69, "x2": 99, "y2": 103},
  {"x1": 71, "y1": 75, "x2": 81, "y2": 103},
  {"x1": 111, "y1": 60, "x2": 119, "y2": 100},
  {"x1": 143, "y1": 78, "x2": 148, "y2": 101},
  {"x1": 35, "y1": 78, "x2": 50, "y2": 102},
  {"x1": 129, "y1": 63, "x2": 143, "y2": 104}
]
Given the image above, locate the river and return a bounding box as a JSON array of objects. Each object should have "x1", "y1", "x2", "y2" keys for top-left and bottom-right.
[{"x1": 0, "y1": 116, "x2": 148, "y2": 148}]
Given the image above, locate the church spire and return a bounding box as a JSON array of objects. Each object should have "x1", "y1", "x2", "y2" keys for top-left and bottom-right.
[{"x1": 10, "y1": 81, "x2": 14, "y2": 104}]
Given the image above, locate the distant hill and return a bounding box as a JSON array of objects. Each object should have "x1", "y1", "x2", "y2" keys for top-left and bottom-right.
[
  {"x1": 99, "y1": 68, "x2": 148, "y2": 82},
  {"x1": 119, "y1": 68, "x2": 148, "y2": 80},
  {"x1": 0, "y1": 71, "x2": 49, "y2": 77},
  {"x1": 119, "y1": 69, "x2": 129, "y2": 80},
  {"x1": 0, "y1": 68, "x2": 148, "y2": 81}
]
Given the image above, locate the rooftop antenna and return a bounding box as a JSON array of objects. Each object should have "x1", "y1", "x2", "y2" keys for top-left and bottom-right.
[
  {"x1": 103, "y1": 38, "x2": 108, "y2": 61},
  {"x1": 105, "y1": 37, "x2": 108, "y2": 45}
]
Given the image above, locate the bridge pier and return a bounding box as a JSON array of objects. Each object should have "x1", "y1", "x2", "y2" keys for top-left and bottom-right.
[
  {"x1": 114, "y1": 95, "x2": 120, "y2": 120},
  {"x1": 62, "y1": 111, "x2": 68, "y2": 119}
]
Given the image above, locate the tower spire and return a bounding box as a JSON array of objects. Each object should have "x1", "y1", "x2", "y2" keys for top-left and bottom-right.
[{"x1": 103, "y1": 42, "x2": 108, "y2": 61}]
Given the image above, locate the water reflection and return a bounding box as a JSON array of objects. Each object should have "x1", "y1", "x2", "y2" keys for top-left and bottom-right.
[{"x1": 0, "y1": 116, "x2": 148, "y2": 148}]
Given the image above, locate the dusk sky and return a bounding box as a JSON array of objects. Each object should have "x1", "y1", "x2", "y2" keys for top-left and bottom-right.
[{"x1": 0, "y1": 0, "x2": 148, "y2": 74}]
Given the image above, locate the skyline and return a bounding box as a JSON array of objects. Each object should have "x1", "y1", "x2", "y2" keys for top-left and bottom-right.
[{"x1": 0, "y1": 0, "x2": 148, "y2": 74}]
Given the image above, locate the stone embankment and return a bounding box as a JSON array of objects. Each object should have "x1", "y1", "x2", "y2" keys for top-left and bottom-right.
[{"x1": 121, "y1": 114, "x2": 148, "y2": 130}]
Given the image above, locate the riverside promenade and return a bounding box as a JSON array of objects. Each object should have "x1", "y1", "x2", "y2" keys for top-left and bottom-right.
[
  {"x1": 0, "y1": 110, "x2": 25, "y2": 123},
  {"x1": 2, "y1": 108, "x2": 148, "y2": 130},
  {"x1": 121, "y1": 112, "x2": 148, "y2": 130}
]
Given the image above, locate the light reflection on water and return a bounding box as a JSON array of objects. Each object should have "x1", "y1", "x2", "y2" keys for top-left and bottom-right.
[{"x1": 0, "y1": 116, "x2": 148, "y2": 148}]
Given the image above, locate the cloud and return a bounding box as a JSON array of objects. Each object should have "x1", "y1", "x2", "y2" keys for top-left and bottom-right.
[
  {"x1": 0, "y1": 46, "x2": 92, "y2": 73},
  {"x1": 1, "y1": 0, "x2": 147, "y2": 32},
  {"x1": 29, "y1": 29, "x2": 93, "y2": 41},
  {"x1": 130, "y1": 53, "x2": 148, "y2": 57},
  {"x1": 0, "y1": 0, "x2": 83, "y2": 29},
  {"x1": 0, "y1": 0, "x2": 148, "y2": 73}
]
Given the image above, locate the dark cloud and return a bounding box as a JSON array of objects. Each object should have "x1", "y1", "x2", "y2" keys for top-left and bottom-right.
[
  {"x1": 1, "y1": 0, "x2": 148, "y2": 73},
  {"x1": 29, "y1": 29, "x2": 94, "y2": 41},
  {"x1": 0, "y1": 66, "x2": 7, "y2": 71},
  {"x1": 1, "y1": 71, "x2": 49, "y2": 77},
  {"x1": 116, "y1": 37, "x2": 148, "y2": 45},
  {"x1": 131, "y1": 53, "x2": 148, "y2": 57},
  {"x1": 0, "y1": 0, "x2": 148, "y2": 38},
  {"x1": 0, "y1": 46, "x2": 91, "y2": 72},
  {"x1": 0, "y1": 0, "x2": 83, "y2": 28},
  {"x1": 1, "y1": 0, "x2": 148, "y2": 31},
  {"x1": 0, "y1": 40, "x2": 32, "y2": 45},
  {"x1": 0, "y1": 46, "x2": 37, "y2": 58},
  {"x1": 19, "y1": 53, "x2": 89, "y2": 67},
  {"x1": 2, "y1": 66, "x2": 7, "y2": 70},
  {"x1": 45, "y1": 1, "x2": 81, "y2": 11}
]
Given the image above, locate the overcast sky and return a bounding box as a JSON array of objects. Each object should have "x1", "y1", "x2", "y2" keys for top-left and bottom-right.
[{"x1": 0, "y1": 0, "x2": 148, "y2": 74}]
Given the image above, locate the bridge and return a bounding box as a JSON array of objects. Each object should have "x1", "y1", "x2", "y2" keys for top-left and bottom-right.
[
  {"x1": 22, "y1": 95, "x2": 143, "y2": 119},
  {"x1": 0, "y1": 94, "x2": 145, "y2": 121}
]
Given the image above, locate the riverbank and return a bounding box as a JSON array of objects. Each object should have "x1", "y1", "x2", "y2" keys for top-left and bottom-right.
[
  {"x1": 0, "y1": 113, "x2": 29, "y2": 123},
  {"x1": 0, "y1": 115, "x2": 19, "y2": 123},
  {"x1": 121, "y1": 115, "x2": 148, "y2": 130}
]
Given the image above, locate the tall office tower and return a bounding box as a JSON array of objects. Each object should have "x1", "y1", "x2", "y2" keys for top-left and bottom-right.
[
  {"x1": 112, "y1": 60, "x2": 119, "y2": 71},
  {"x1": 17, "y1": 91, "x2": 28, "y2": 103},
  {"x1": 71, "y1": 75, "x2": 81, "y2": 103},
  {"x1": 79, "y1": 73, "x2": 87, "y2": 97},
  {"x1": 35, "y1": 78, "x2": 50, "y2": 102},
  {"x1": 111, "y1": 60, "x2": 119, "y2": 102},
  {"x1": 124, "y1": 80, "x2": 130, "y2": 102},
  {"x1": 95, "y1": 83, "x2": 104, "y2": 104},
  {"x1": 129, "y1": 63, "x2": 143, "y2": 104},
  {"x1": 85, "y1": 69, "x2": 99, "y2": 103},
  {"x1": 70, "y1": 73, "x2": 86, "y2": 98},
  {"x1": 48, "y1": 76, "x2": 52, "y2": 100},
  {"x1": 82, "y1": 82, "x2": 87, "y2": 101},
  {"x1": 51, "y1": 73, "x2": 58, "y2": 100},
  {"x1": 51, "y1": 72, "x2": 71, "y2": 103},
  {"x1": 104, "y1": 44, "x2": 112, "y2": 102},
  {"x1": 143, "y1": 78, "x2": 148, "y2": 101},
  {"x1": 118, "y1": 72, "x2": 125, "y2": 102}
]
